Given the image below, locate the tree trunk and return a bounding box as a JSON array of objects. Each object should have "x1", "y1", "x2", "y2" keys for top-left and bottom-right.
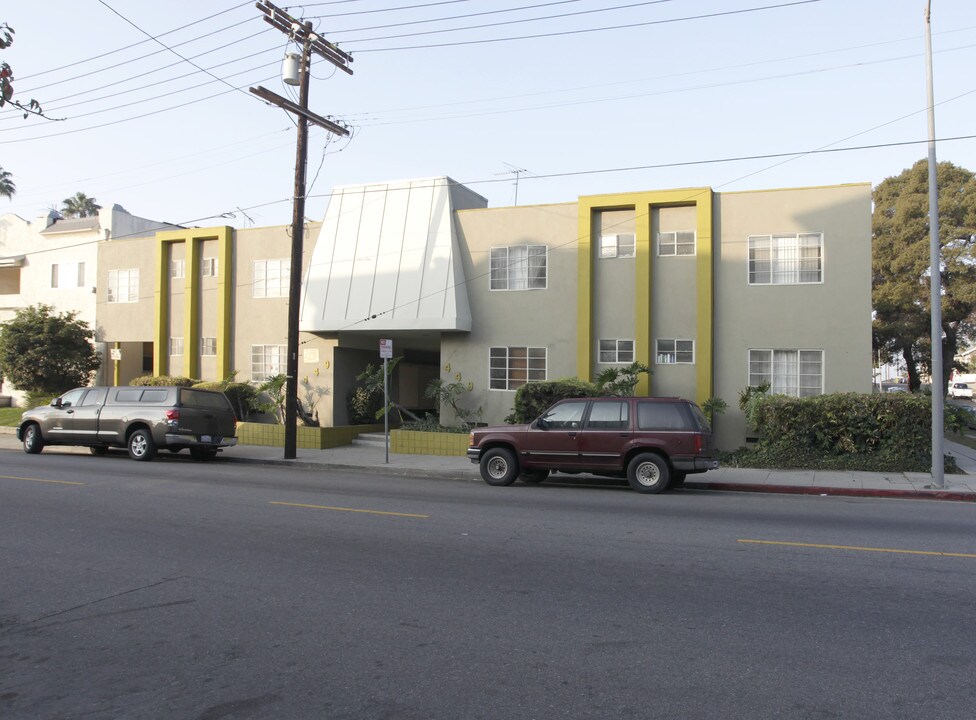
[{"x1": 903, "y1": 345, "x2": 921, "y2": 392}]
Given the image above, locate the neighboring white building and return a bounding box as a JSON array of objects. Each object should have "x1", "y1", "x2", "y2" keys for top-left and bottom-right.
[{"x1": 0, "y1": 204, "x2": 179, "y2": 402}]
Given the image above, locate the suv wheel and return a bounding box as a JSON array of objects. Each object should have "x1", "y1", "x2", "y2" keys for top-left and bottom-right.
[
  {"x1": 22, "y1": 423, "x2": 44, "y2": 454},
  {"x1": 480, "y1": 447, "x2": 519, "y2": 486},
  {"x1": 127, "y1": 429, "x2": 158, "y2": 461},
  {"x1": 627, "y1": 453, "x2": 670, "y2": 494}
]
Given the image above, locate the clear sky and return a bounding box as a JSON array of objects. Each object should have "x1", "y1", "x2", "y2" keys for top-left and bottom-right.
[{"x1": 1, "y1": 0, "x2": 974, "y2": 230}]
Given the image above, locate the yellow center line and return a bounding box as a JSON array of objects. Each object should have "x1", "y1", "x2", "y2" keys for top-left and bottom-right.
[
  {"x1": 738, "y1": 538, "x2": 976, "y2": 559},
  {"x1": 0, "y1": 474, "x2": 85, "y2": 486},
  {"x1": 270, "y1": 501, "x2": 429, "y2": 519}
]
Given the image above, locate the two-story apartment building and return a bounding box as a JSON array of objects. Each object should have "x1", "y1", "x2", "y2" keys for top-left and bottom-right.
[
  {"x1": 0, "y1": 205, "x2": 179, "y2": 403},
  {"x1": 92, "y1": 176, "x2": 871, "y2": 450}
]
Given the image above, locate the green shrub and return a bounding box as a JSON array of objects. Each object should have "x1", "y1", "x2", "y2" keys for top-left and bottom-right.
[
  {"x1": 130, "y1": 375, "x2": 198, "y2": 387},
  {"x1": 504, "y1": 378, "x2": 601, "y2": 424},
  {"x1": 192, "y1": 380, "x2": 259, "y2": 420},
  {"x1": 25, "y1": 390, "x2": 56, "y2": 408},
  {"x1": 740, "y1": 392, "x2": 956, "y2": 472},
  {"x1": 400, "y1": 413, "x2": 470, "y2": 434}
]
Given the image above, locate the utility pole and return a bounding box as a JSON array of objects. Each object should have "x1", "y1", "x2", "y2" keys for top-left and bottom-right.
[
  {"x1": 251, "y1": 0, "x2": 352, "y2": 460},
  {"x1": 924, "y1": 0, "x2": 944, "y2": 488}
]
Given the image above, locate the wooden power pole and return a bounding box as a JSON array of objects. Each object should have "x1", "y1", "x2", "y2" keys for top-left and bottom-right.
[{"x1": 251, "y1": 1, "x2": 352, "y2": 460}]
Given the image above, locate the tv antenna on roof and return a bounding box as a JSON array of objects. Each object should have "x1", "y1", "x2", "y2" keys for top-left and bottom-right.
[{"x1": 496, "y1": 162, "x2": 533, "y2": 206}]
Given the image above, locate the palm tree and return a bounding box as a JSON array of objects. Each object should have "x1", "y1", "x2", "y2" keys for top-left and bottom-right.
[
  {"x1": 0, "y1": 166, "x2": 14, "y2": 199},
  {"x1": 61, "y1": 191, "x2": 101, "y2": 218}
]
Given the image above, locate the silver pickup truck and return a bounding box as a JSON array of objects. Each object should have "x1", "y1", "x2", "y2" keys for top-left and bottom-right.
[{"x1": 16, "y1": 386, "x2": 238, "y2": 461}]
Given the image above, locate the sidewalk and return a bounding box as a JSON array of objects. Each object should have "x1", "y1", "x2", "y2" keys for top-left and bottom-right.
[{"x1": 1, "y1": 427, "x2": 975, "y2": 502}]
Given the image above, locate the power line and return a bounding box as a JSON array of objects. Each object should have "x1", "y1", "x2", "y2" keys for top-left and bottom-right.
[
  {"x1": 349, "y1": 0, "x2": 824, "y2": 51},
  {"x1": 333, "y1": 0, "x2": 678, "y2": 42},
  {"x1": 314, "y1": 0, "x2": 587, "y2": 32},
  {"x1": 17, "y1": 2, "x2": 256, "y2": 84},
  {"x1": 95, "y1": 0, "x2": 255, "y2": 100}
]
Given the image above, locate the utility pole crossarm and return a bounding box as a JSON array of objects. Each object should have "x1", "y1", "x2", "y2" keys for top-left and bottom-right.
[
  {"x1": 249, "y1": 86, "x2": 349, "y2": 136},
  {"x1": 255, "y1": 0, "x2": 353, "y2": 74}
]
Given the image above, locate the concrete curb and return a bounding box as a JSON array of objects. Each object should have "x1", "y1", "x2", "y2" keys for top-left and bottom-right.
[
  {"x1": 685, "y1": 481, "x2": 976, "y2": 502},
  {"x1": 222, "y1": 455, "x2": 483, "y2": 482}
]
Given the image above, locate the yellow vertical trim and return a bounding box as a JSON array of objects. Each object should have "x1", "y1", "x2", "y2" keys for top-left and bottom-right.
[
  {"x1": 576, "y1": 205, "x2": 593, "y2": 381},
  {"x1": 113, "y1": 341, "x2": 121, "y2": 386},
  {"x1": 184, "y1": 235, "x2": 199, "y2": 380},
  {"x1": 215, "y1": 226, "x2": 233, "y2": 380},
  {"x1": 577, "y1": 188, "x2": 713, "y2": 400},
  {"x1": 155, "y1": 227, "x2": 233, "y2": 382},
  {"x1": 154, "y1": 237, "x2": 169, "y2": 376}
]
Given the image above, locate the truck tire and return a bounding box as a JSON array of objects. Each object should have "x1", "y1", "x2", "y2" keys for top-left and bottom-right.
[
  {"x1": 627, "y1": 453, "x2": 670, "y2": 494},
  {"x1": 480, "y1": 447, "x2": 519, "y2": 486},
  {"x1": 22, "y1": 423, "x2": 44, "y2": 454},
  {"x1": 127, "y1": 428, "x2": 158, "y2": 461}
]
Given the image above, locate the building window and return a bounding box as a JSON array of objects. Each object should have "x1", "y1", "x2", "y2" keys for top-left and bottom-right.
[
  {"x1": 749, "y1": 349, "x2": 823, "y2": 397},
  {"x1": 253, "y1": 259, "x2": 290, "y2": 298},
  {"x1": 656, "y1": 339, "x2": 695, "y2": 364},
  {"x1": 748, "y1": 233, "x2": 823, "y2": 285},
  {"x1": 489, "y1": 346, "x2": 546, "y2": 390},
  {"x1": 599, "y1": 234, "x2": 635, "y2": 259},
  {"x1": 599, "y1": 339, "x2": 634, "y2": 364},
  {"x1": 51, "y1": 262, "x2": 85, "y2": 289},
  {"x1": 168, "y1": 337, "x2": 184, "y2": 356},
  {"x1": 252, "y1": 344, "x2": 286, "y2": 382},
  {"x1": 171, "y1": 259, "x2": 185, "y2": 279},
  {"x1": 490, "y1": 245, "x2": 547, "y2": 291},
  {"x1": 658, "y1": 231, "x2": 696, "y2": 256},
  {"x1": 108, "y1": 269, "x2": 139, "y2": 303},
  {"x1": 201, "y1": 337, "x2": 217, "y2": 356},
  {"x1": 202, "y1": 257, "x2": 218, "y2": 277}
]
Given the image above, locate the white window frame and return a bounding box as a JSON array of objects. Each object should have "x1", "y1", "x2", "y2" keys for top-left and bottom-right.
[
  {"x1": 171, "y1": 259, "x2": 185, "y2": 280},
  {"x1": 748, "y1": 233, "x2": 823, "y2": 285},
  {"x1": 490, "y1": 245, "x2": 547, "y2": 291},
  {"x1": 51, "y1": 261, "x2": 85, "y2": 289},
  {"x1": 251, "y1": 344, "x2": 286, "y2": 382},
  {"x1": 489, "y1": 346, "x2": 547, "y2": 391},
  {"x1": 656, "y1": 339, "x2": 695, "y2": 364},
  {"x1": 202, "y1": 256, "x2": 218, "y2": 277},
  {"x1": 748, "y1": 348, "x2": 824, "y2": 397},
  {"x1": 253, "y1": 258, "x2": 290, "y2": 298},
  {"x1": 201, "y1": 337, "x2": 217, "y2": 357},
  {"x1": 599, "y1": 234, "x2": 636, "y2": 259},
  {"x1": 658, "y1": 230, "x2": 696, "y2": 257},
  {"x1": 598, "y1": 339, "x2": 635, "y2": 364},
  {"x1": 108, "y1": 268, "x2": 139, "y2": 303},
  {"x1": 168, "y1": 337, "x2": 184, "y2": 356}
]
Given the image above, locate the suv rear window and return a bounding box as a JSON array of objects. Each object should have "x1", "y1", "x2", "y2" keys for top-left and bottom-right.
[
  {"x1": 636, "y1": 401, "x2": 693, "y2": 431},
  {"x1": 180, "y1": 388, "x2": 231, "y2": 410}
]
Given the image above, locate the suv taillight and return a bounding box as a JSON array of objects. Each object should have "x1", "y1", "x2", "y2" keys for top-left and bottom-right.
[
  {"x1": 693, "y1": 434, "x2": 703, "y2": 453},
  {"x1": 165, "y1": 409, "x2": 179, "y2": 421}
]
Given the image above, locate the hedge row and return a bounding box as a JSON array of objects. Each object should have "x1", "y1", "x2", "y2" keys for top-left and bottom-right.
[{"x1": 740, "y1": 392, "x2": 950, "y2": 473}]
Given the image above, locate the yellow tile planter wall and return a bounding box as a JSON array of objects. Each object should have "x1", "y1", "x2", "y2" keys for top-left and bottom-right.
[
  {"x1": 237, "y1": 422, "x2": 384, "y2": 449},
  {"x1": 390, "y1": 429, "x2": 470, "y2": 456}
]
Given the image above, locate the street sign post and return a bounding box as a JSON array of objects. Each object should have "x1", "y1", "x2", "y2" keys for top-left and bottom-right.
[{"x1": 380, "y1": 339, "x2": 392, "y2": 462}]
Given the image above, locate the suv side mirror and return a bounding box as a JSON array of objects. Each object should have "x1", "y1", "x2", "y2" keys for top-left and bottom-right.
[{"x1": 536, "y1": 417, "x2": 549, "y2": 430}]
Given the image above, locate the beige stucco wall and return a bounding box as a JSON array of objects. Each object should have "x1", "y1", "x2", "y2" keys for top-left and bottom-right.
[
  {"x1": 651, "y1": 205, "x2": 699, "y2": 401},
  {"x1": 449, "y1": 202, "x2": 579, "y2": 424},
  {"x1": 711, "y1": 183, "x2": 873, "y2": 448}
]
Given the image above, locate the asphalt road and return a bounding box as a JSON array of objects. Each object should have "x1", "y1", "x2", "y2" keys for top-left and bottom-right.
[{"x1": 1, "y1": 449, "x2": 974, "y2": 720}]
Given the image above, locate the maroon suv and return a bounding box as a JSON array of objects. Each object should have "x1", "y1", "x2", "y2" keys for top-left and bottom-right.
[{"x1": 467, "y1": 396, "x2": 718, "y2": 494}]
